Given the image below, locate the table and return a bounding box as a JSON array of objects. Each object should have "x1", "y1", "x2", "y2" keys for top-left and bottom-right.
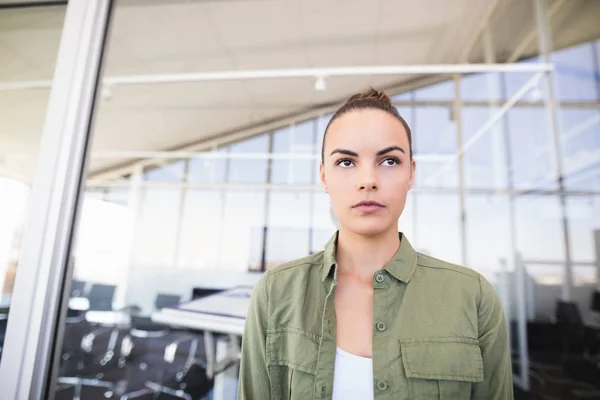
[
  {"x1": 152, "y1": 287, "x2": 253, "y2": 400},
  {"x1": 0, "y1": 295, "x2": 91, "y2": 317}
]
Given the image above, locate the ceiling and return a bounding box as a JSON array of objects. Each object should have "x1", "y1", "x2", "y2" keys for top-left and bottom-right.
[{"x1": 1, "y1": 0, "x2": 599, "y2": 182}]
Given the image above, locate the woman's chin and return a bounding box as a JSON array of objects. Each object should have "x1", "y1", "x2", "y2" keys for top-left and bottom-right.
[{"x1": 341, "y1": 218, "x2": 397, "y2": 237}]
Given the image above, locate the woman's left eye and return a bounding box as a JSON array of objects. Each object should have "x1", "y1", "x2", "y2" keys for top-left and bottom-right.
[{"x1": 381, "y1": 157, "x2": 400, "y2": 166}]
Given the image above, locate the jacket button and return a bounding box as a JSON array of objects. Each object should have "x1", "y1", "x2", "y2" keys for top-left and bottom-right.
[
  {"x1": 376, "y1": 321, "x2": 386, "y2": 331},
  {"x1": 375, "y1": 273, "x2": 385, "y2": 283},
  {"x1": 377, "y1": 380, "x2": 388, "y2": 391}
]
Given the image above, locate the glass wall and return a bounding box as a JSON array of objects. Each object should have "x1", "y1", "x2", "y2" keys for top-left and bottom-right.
[
  {"x1": 56, "y1": 34, "x2": 600, "y2": 398},
  {"x1": 0, "y1": 4, "x2": 66, "y2": 364}
]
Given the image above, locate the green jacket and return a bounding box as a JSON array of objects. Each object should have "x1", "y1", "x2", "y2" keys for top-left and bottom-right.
[{"x1": 238, "y1": 232, "x2": 513, "y2": 399}]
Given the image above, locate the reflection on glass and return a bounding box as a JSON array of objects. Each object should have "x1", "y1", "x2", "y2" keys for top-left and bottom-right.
[
  {"x1": 42, "y1": 0, "x2": 600, "y2": 394},
  {"x1": 0, "y1": 4, "x2": 66, "y2": 364}
]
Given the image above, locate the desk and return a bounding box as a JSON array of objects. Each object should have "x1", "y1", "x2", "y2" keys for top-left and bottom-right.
[
  {"x1": 0, "y1": 295, "x2": 90, "y2": 317},
  {"x1": 152, "y1": 287, "x2": 253, "y2": 400},
  {"x1": 584, "y1": 312, "x2": 600, "y2": 330}
]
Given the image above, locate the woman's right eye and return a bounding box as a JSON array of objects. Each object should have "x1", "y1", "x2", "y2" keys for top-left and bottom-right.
[{"x1": 336, "y1": 159, "x2": 355, "y2": 168}]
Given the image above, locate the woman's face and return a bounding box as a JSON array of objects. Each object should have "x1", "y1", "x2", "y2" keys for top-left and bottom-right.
[{"x1": 320, "y1": 109, "x2": 415, "y2": 237}]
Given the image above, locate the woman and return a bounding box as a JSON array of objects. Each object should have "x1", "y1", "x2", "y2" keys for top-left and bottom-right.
[{"x1": 238, "y1": 89, "x2": 513, "y2": 400}]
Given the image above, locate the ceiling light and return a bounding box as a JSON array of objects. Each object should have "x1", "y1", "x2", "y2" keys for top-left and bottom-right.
[{"x1": 315, "y1": 76, "x2": 326, "y2": 92}]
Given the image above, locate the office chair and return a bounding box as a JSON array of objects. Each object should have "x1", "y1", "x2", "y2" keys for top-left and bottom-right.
[
  {"x1": 555, "y1": 300, "x2": 586, "y2": 361},
  {"x1": 117, "y1": 293, "x2": 212, "y2": 400},
  {"x1": 88, "y1": 283, "x2": 117, "y2": 312},
  {"x1": 119, "y1": 333, "x2": 212, "y2": 400},
  {"x1": 70, "y1": 279, "x2": 87, "y2": 298},
  {"x1": 56, "y1": 314, "x2": 119, "y2": 399},
  {"x1": 592, "y1": 291, "x2": 600, "y2": 315}
]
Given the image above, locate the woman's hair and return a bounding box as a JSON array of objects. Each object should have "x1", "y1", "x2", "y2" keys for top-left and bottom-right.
[{"x1": 321, "y1": 88, "x2": 413, "y2": 162}]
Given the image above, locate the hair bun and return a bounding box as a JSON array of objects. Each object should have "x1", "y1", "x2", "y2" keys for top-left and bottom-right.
[{"x1": 346, "y1": 87, "x2": 392, "y2": 106}]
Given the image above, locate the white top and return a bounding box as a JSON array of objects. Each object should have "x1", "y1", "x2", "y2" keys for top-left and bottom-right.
[{"x1": 332, "y1": 347, "x2": 374, "y2": 400}]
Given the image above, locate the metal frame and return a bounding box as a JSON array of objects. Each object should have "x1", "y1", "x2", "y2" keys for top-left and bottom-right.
[
  {"x1": 84, "y1": 179, "x2": 600, "y2": 197},
  {"x1": 0, "y1": 63, "x2": 552, "y2": 91},
  {"x1": 0, "y1": 0, "x2": 113, "y2": 398},
  {"x1": 453, "y1": 75, "x2": 468, "y2": 266},
  {"x1": 534, "y1": 0, "x2": 574, "y2": 302}
]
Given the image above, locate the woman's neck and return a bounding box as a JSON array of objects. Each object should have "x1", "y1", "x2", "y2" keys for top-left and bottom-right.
[{"x1": 335, "y1": 226, "x2": 401, "y2": 282}]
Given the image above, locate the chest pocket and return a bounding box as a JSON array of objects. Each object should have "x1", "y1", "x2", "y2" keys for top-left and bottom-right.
[
  {"x1": 400, "y1": 338, "x2": 484, "y2": 400},
  {"x1": 267, "y1": 328, "x2": 320, "y2": 400}
]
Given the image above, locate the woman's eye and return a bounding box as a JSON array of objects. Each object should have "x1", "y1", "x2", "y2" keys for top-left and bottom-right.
[
  {"x1": 336, "y1": 159, "x2": 355, "y2": 168},
  {"x1": 381, "y1": 157, "x2": 400, "y2": 166}
]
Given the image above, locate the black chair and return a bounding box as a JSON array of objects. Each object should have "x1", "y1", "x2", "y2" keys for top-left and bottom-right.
[
  {"x1": 70, "y1": 279, "x2": 87, "y2": 298},
  {"x1": 117, "y1": 293, "x2": 212, "y2": 399},
  {"x1": 88, "y1": 283, "x2": 116, "y2": 312},
  {"x1": 56, "y1": 315, "x2": 120, "y2": 399},
  {"x1": 118, "y1": 333, "x2": 212, "y2": 400}
]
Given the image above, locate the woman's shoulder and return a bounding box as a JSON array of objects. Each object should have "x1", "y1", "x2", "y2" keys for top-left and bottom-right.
[
  {"x1": 416, "y1": 252, "x2": 480, "y2": 281},
  {"x1": 256, "y1": 251, "x2": 326, "y2": 293},
  {"x1": 414, "y1": 252, "x2": 500, "y2": 307},
  {"x1": 268, "y1": 251, "x2": 325, "y2": 274}
]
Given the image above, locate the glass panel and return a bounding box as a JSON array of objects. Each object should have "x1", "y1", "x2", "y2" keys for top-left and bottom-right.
[
  {"x1": 505, "y1": 108, "x2": 556, "y2": 190},
  {"x1": 310, "y1": 191, "x2": 337, "y2": 254},
  {"x1": 265, "y1": 191, "x2": 310, "y2": 268},
  {"x1": 414, "y1": 193, "x2": 461, "y2": 264},
  {"x1": 219, "y1": 189, "x2": 266, "y2": 271},
  {"x1": 228, "y1": 134, "x2": 269, "y2": 184},
  {"x1": 413, "y1": 107, "x2": 458, "y2": 189},
  {"x1": 414, "y1": 80, "x2": 453, "y2": 101},
  {"x1": 0, "y1": 4, "x2": 66, "y2": 364},
  {"x1": 271, "y1": 120, "x2": 318, "y2": 185},
  {"x1": 462, "y1": 73, "x2": 503, "y2": 102},
  {"x1": 462, "y1": 107, "x2": 507, "y2": 189},
  {"x1": 553, "y1": 43, "x2": 597, "y2": 102},
  {"x1": 144, "y1": 160, "x2": 185, "y2": 181},
  {"x1": 188, "y1": 147, "x2": 229, "y2": 183},
  {"x1": 560, "y1": 109, "x2": 600, "y2": 191}
]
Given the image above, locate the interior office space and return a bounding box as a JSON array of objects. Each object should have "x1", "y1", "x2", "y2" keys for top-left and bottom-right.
[{"x1": 0, "y1": 0, "x2": 600, "y2": 399}]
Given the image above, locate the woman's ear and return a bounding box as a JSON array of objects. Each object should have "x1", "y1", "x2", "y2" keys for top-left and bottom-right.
[
  {"x1": 408, "y1": 160, "x2": 416, "y2": 190},
  {"x1": 319, "y1": 163, "x2": 328, "y2": 193}
]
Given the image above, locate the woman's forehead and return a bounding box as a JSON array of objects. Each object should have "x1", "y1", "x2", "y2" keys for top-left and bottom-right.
[{"x1": 326, "y1": 109, "x2": 409, "y2": 150}]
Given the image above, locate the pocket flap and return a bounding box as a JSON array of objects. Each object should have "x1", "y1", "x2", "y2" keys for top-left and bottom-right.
[
  {"x1": 400, "y1": 338, "x2": 484, "y2": 383},
  {"x1": 267, "y1": 329, "x2": 319, "y2": 375}
]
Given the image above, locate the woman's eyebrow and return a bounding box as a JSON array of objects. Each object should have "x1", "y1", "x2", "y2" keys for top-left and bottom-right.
[
  {"x1": 330, "y1": 148, "x2": 358, "y2": 157},
  {"x1": 329, "y1": 146, "x2": 406, "y2": 157},
  {"x1": 376, "y1": 146, "x2": 405, "y2": 156}
]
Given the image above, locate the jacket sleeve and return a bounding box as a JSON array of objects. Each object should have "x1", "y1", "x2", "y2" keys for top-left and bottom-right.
[
  {"x1": 238, "y1": 270, "x2": 271, "y2": 400},
  {"x1": 472, "y1": 274, "x2": 514, "y2": 400}
]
